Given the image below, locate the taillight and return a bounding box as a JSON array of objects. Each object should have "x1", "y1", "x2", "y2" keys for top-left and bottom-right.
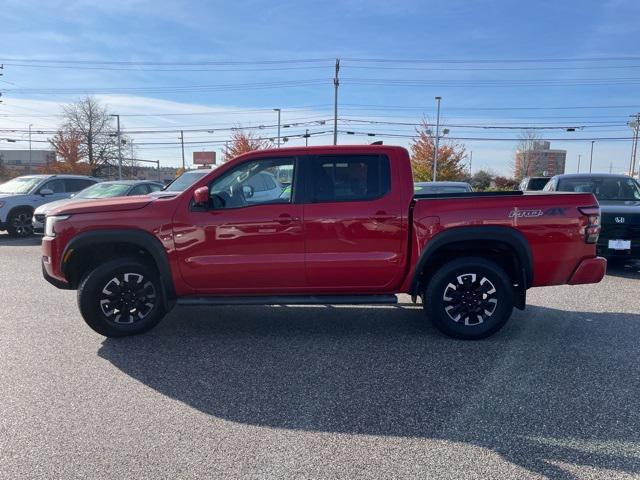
[{"x1": 578, "y1": 206, "x2": 601, "y2": 244}]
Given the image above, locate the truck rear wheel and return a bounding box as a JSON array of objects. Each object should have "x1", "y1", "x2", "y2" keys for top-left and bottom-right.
[
  {"x1": 77, "y1": 257, "x2": 166, "y2": 337},
  {"x1": 424, "y1": 257, "x2": 514, "y2": 340}
]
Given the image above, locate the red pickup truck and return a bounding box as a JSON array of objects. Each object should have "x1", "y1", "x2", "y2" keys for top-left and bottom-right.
[{"x1": 41, "y1": 145, "x2": 606, "y2": 339}]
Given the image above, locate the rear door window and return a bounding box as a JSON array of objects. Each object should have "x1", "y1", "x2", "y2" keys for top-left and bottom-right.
[{"x1": 307, "y1": 155, "x2": 391, "y2": 203}]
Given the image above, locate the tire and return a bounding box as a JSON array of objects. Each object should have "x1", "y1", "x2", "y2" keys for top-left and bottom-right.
[
  {"x1": 7, "y1": 208, "x2": 34, "y2": 237},
  {"x1": 77, "y1": 257, "x2": 166, "y2": 337},
  {"x1": 423, "y1": 257, "x2": 514, "y2": 340}
]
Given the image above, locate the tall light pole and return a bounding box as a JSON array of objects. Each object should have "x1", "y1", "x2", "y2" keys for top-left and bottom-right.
[
  {"x1": 468, "y1": 150, "x2": 473, "y2": 175},
  {"x1": 28, "y1": 123, "x2": 32, "y2": 174},
  {"x1": 628, "y1": 114, "x2": 639, "y2": 176},
  {"x1": 110, "y1": 114, "x2": 122, "y2": 179},
  {"x1": 305, "y1": 129, "x2": 309, "y2": 147},
  {"x1": 274, "y1": 108, "x2": 281, "y2": 148},
  {"x1": 589, "y1": 140, "x2": 595, "y2": 173},
  {"x1": 333, "y1": 58, "x2": 340, "y2": 145},
  {"x1": 432, "y1": 96, "x2": 442, "y2": 181},
  {"x1": 577, "y1": 154, "x2": 581, "y2": 173},
  {"x1": 180, "y1": 130, "x2": 185, "y2": 170}
]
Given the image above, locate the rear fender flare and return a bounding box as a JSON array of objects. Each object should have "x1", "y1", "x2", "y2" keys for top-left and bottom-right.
[{"x1": 410, "y1": 226, "x2": 533, "y2": 297}]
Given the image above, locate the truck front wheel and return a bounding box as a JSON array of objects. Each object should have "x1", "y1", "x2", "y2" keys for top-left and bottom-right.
[
  {"x1": 77, "y1": 257, "x2": 166, "y2": 337},
  {"x1": 424, "y1": 257, "x2": 514, "y2": 340}
]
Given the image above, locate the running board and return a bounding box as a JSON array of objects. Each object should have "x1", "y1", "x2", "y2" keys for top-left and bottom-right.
[{"x1": 177, "y1": 294, "x2": 398, "y2": 306}]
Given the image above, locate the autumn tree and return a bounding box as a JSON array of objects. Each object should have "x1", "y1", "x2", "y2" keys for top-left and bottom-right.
[
  {"x1": 470, "y1": 169, "x2": 494, "y2": 191},
  {"x1": 0, "y1": 154, "x2": 18, "y2": 183},
  {"x1": 61, "y1": 96, "x2": 119, "y2": 176},
  {"x1": 492, "y1": 175, "x2": 519, "y2": 190},
  {"x1": 410, "y1": 120, "x2": 467, "y2": 181},
  {"x1": 43, "y1": 128, "x2": 92, "y2": 175},
  {"x1": 222, "y1": 128, "x2": 272, "y2": 162}
]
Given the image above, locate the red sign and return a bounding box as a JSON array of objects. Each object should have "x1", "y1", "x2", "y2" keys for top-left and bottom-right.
[{"x1": 193, "y1": 151, "x2": 216, "y2": 165}]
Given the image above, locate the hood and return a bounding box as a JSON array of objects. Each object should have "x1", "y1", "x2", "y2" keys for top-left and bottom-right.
[
  {"x1": 48, "y1": 195, "x2": 155, "y2": 216},
  {"x1": 599, "y1": 200, "x2": 640, "y2": 215},
  {"x1": 0, "y1": 193, "x2": 27, "y2": 202},
  {"x1": 35, "y1": 197, "x2": 76, "y2": 214}
]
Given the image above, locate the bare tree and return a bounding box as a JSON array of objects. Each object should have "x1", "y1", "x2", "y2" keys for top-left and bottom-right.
[
  {"x1": 513, "y1": 130, "x2": 543, "y2": 180},
  {"x1": 61, "y1": 96, "x2": 118, "y2": 176}
]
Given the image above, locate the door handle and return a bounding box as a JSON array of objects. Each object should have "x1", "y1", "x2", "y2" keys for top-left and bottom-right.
[
  {"x1": 274, "y1": 214, "x2": 300, "y2": 224},
  {"x1": 372, "y1": 210, "x2": 394, "y2": 222}
]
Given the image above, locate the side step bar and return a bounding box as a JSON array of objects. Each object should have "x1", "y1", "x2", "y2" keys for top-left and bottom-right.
[{"x1": 177, "y1": 294, "x2": 398, "y2": 306}]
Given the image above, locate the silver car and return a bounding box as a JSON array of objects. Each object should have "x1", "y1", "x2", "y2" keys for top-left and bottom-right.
[
  {"x1": 32, "y1": 180, "x2": 164, "y2": 234},
  {"x1": 0, "y1": 175, "x2": 99, "y2": 237}
]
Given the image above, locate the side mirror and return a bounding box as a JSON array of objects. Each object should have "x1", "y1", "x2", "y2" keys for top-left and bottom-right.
[
  {"x1": 242, "y1": 184, "x2": 254, "y2": 198},
  {"x1": 193, "y1": 186, "x2": 210, "y2": 206},
  {"x1": 40, "y1": 188, "x2": 54, "y2": 196}
]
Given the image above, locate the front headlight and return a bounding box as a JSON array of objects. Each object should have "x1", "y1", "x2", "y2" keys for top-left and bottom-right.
[{"x1": 44, "y1": 215, "x2": 70, "y2": 237}]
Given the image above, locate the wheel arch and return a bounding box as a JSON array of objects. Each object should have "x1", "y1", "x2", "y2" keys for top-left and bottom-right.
[
  {"x1": 62, "y1": 229, "x2": 176, "y2": 306},
  {"x1": 411, "y1": 226, "x2": 533, "y2": 308}
]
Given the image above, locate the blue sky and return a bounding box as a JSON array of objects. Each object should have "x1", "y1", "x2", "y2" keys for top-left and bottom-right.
[{"x1": 1, "y1": 0, "x2": 640, "y2": 174}]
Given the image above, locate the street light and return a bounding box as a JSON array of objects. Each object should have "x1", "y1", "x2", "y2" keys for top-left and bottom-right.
[
  {"x1": 110, "y1": 114, "x2": 122, "y2": 179},
  {"x1": 589, "y1": 140, "x2": 595, "y2": 173},
  {"x1": 433, "y1": 96, "x2": 442, "y2": 181},
  {"x1": 28, "y1": 124, "x2": 32, "y2": 174},
  {"x1": 273, "y1": 108, "x2": 281, "y2": 148}
]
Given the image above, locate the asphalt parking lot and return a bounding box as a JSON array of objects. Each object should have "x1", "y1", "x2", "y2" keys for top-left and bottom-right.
[{"x1": 0, "y1": 233, "x2": 639, "y2": 480}]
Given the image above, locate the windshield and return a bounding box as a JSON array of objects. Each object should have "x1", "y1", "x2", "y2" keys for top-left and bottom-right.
[
  {"x1": 0, "y1": 177, "x2": 43, "y2": 194},
  {"x1": 164, "y1": 170, "x2": 210, "y2": 192},
  {"x1": 76, "y1": 183, "x2": 131, "y2": 199},
  {"x1": 557, "y1": 177, "x2": 640, "y2": 201}
]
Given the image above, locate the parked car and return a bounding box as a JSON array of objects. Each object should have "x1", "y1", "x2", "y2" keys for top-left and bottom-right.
[
  {"x1": 161, "y1": 169, "x2": 215, "y2": 193},
  {"x1": 0, "y1": 174, "x2": 99, "y2": 237},
  {"x1": 519, "y1": 176, "x2": 551, "y2": 191},
  {"x1": 32, "y1": 180, "x2": 164, "y2": 234},
  {"x1": 544, "y1": 173, "x2": 640, "y2": 260},
  {"x1": 42, "y1": 145, "x2": 605, "y2": 340},
  {"x1": 414, "y1": 181, "x2": 473, "y2": 194}
]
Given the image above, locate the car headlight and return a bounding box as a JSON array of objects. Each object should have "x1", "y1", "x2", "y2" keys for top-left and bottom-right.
[{"x1": 45, "y1": 215, "x2": 70, "y2": 237}]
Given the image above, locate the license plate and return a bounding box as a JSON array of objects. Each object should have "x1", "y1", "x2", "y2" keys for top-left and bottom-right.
[{"x1": 608, "y1": 239, "x2": 631, "y2": 250}]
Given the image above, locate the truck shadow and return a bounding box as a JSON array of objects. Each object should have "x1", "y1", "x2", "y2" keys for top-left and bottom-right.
[{"x1": 98, "y1": 304, "x2": 640, "y2": 479}]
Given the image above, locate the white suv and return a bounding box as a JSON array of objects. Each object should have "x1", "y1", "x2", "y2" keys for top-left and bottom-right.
[{"x1": 0, "y1": 175, "x2": 99, "y2": 237}]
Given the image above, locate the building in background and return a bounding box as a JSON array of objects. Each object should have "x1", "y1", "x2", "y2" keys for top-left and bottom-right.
[
  {"x1": 0, "y1": 149, "x2": 55, "y2": 174},
  {"x1": 514, "y1": 141, "x2": 566, "y2": 178}
]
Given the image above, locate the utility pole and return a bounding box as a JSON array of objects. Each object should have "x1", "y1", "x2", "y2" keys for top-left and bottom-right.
[
  {"x1": 628, "y1": 113, "x2": 640, "y2": 176},
  {"x1": 28, "y1": 123, "x2": 32, "y2": 174},
  {"x1": 609, "y1": 162, "x2": 613, "y2": 174},
  {"x1": 433, "y1": 96, "x2": 442, "y2": 181},
  {"x1": 577, "y1": 154, "x2": 581, "y2": 173},
  {"x1": 333, "y1": 58, "x2": 340, "y2": 145},
  {"x1": 274, "y1": 109, "x2": 281, "y2": 148},
  {"x1": 305, "y1": 128, "x2": 309, "y2": 147},
  {"x1": 180, "y1": 130, "x2": 185, "y2": 170},
  {"x1": 468, "y1": 150, "x2": 473, "y2": 175},
  {"x1": 110, "y1": 114, "x2": 122, "y2": 179},
  {"x1": 589, "y1": 140, "x2": 595, "y2": 173}
]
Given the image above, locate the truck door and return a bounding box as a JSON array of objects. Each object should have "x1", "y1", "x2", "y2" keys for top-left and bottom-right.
[
  {"x1": 302, "y1": 154, "x2": 405, "y2": 290},
  {"x1": 175, "y1": 156, "x2": 305, "y2": 292}
]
